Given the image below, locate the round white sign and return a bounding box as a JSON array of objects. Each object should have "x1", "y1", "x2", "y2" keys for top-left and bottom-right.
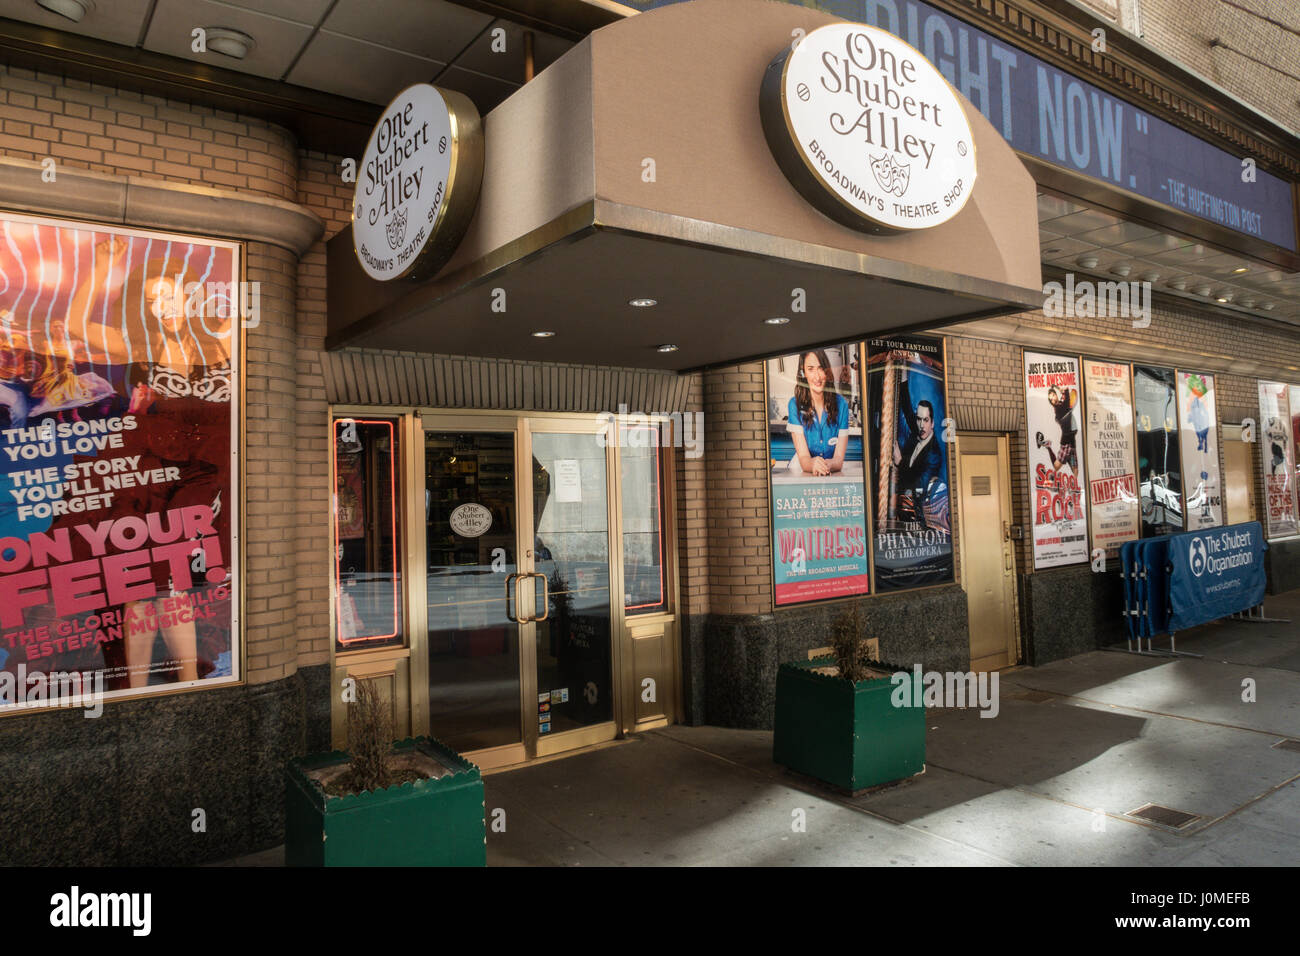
[
  {"x1": 353, "y1": 83, "x2": 483, "y2": 282},
  {"x1": 449, "y1": 502, "x2": 492, "y2": 538},
  {"x1": 760, "y1": 23, "x2": 977, "y2": 233}
]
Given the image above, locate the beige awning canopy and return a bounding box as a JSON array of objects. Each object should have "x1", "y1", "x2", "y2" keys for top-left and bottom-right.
[{"x1": 326, "y1": 0, "x2": 1043, "y2": 372}]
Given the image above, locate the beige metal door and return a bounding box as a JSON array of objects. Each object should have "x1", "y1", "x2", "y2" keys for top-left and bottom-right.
[
  {"x1": 1222, "y1": 425, "x2": 1257, "y2": 525},
  {"x1": 957, "y1": 434, "x2": 1019, "y2": 671}
]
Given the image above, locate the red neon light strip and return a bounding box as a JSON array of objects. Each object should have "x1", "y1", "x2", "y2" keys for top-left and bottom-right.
[{"x1": 334, "y1": 419, "x2": 400, "y2": 645}]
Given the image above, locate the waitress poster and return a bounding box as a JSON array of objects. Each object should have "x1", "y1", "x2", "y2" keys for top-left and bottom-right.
[
  {"x1": 866, "y1": 335, "x2": 953, "y2": 590},
  {"x1": 0, "y1": 213, "x2": 240, "y2": 711},
  {"x1": 766, "y1": 344, "x2": 869, "y2": 605}
]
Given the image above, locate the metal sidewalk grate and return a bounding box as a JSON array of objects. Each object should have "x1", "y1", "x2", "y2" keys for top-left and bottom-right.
[
  {"x1": 1126, "y1": 803, "x2": 1200, "y2": 829},
  {"x1": 1272, "y1": 738, "x2": 1300, "y2": 753}
]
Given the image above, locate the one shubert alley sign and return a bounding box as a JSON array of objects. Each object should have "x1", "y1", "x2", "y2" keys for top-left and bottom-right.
[{"x1": 643, "y1": 0, "x2": 1297, "y2": 250}]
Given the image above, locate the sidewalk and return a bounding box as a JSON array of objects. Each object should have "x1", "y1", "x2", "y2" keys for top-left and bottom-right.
[
  {"x1": 484, "y1": 589, "x2": 1299, "y2": 866},
  {"x1": 228, "y1": 590, "x2": 1300, "y2": 866}
]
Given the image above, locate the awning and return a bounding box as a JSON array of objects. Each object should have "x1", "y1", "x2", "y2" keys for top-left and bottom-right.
[{"x1": 326, "y1": 0, "x2": 1043, "y2": 372}]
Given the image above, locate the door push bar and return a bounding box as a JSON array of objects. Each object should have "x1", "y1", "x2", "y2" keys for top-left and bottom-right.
[{"x1": 504, "y1": 572, "x2": 551, "y2": 624}]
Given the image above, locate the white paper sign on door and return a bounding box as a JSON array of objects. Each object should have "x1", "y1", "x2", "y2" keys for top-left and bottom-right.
[{"x1": 554, "y1": 459, "x2": 582, "y2": 502}]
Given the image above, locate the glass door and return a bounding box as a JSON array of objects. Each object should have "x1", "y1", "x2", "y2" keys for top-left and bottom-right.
[
  {"x1": 424, "y1": 427, "x2": 525, "y2": 765},
  {"x1": 419, "y1": 414, "x2": 619, "y2": 765},
  {"x1": 528, "y1": 427, "x2": 617, "y2": 755}
]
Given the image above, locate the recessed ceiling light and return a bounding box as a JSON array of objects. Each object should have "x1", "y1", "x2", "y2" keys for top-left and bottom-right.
[
  {"x1": 1076, "y1": 255, "x2": 1099, "y2": 269},
  {"x1": 36, "y1": 0, "x2": 91, "y2": 22},
  {"x1": 1239, "y1": 297, "x2": 1256, "y2": 308},
  {"x1": 628, "y1": 298, "x2": 657, "y2": 308},
  {"x1": 1261, "y1": 302, "x2": 1276, "y2": 311},
  {"x1": 1110, "y1": 263, "x2": 1132, "y2": 277},
  {"x1": 1215, "y1": 295, "x2": 1230, "y2": 304},
  {"x1": 764, "y1": 317, "x2": 790, "y2": 325},
  {"x1": 1167, "y1": 278, "x2": 1187, "y2": 291},
  {"x1": 1232, "y1": 266, "x2": 1249, "y2": 274},
  {"x1": 204, "y1": 27, "x2": 255, "y2": 60},
  {"x1": 1043, "y1": 247, "x2": 1063, "y2": 255},
  {"x1": 656, "y1": 344, "x2": 678, "y2": 353},
  {"x1": 1194, "y1": 284, "x2": 1213, "y2": 297},
  {"x1": 531, "y1": 330, "x2": 555, "y2": 338},
  {"x1": 1141, "y1": 271, "x2": 1160, "y2": 283}
]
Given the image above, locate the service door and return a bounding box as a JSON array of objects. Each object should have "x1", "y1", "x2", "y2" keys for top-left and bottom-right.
[
  {"x1": 1222, "y1": 424, "x2": 1257, "y2": 526},
  {"x1": 957, "y1": 434, "x2": 1019, "y2": 670}
]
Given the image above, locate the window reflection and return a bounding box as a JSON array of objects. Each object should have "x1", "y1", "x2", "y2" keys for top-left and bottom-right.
[{"x1": 333, "y1": 418, "x2": 403, "y2": 650}]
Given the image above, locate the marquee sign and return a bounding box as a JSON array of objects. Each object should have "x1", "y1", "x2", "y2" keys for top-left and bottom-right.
[
  {"x1": 352, "y1": 83, "x2": 484, "y2": 282},
  {"x1": 760, "y1": 22, "x2": 977, "y2": 233}
]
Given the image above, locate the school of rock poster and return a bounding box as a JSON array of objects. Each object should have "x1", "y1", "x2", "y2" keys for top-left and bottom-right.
[
  {"x1": 1258, "y1": 380, "x2": 1298, "y2": 538},
  {"x1": 767, "y1": 344, "x2": 869, "y2": 605},
  {"x1": 1177, "y1": 371, "x2": 1222, "y2": 531},
  {"x1": 1134, "y1": 365, "x2": 1183, "y2": 537},
  {"x1": 865, "y1": 336, "x2": 953, "y2": 589},
  {"x1": 0, "y1": 213, "x2": 239, "y2": 710},
  {"x1": 1081, "y1": 360, "x2": 1139, "y2": 553},
  {"x1": 1024, "y1": 351, "x2": 1089, "y2": 568}
]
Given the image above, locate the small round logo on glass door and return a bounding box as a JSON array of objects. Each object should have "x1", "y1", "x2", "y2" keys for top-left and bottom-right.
[{"x1": 449, "y1": 502, "x2": 492, "y2": 538}]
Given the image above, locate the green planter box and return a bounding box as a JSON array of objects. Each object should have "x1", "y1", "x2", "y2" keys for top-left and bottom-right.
[
  {"x1": 773, "y1": 659, "x2": 925, "y2": 793},
  {"x1": 285, "y1": 736, "x2": 486, "y2": 867}
]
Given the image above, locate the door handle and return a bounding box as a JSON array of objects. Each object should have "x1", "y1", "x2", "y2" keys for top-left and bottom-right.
[
  {"x1": 505, "y1": 572, "x2": 520, "y2": 623},
  {"x1": 531, "y1": 572, "x2": 550, "y2": 622}
]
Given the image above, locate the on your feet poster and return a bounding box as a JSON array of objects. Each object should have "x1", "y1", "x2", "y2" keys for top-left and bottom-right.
[{"x1": 0, "y1": 213, "x2": 240, "y2": 711}]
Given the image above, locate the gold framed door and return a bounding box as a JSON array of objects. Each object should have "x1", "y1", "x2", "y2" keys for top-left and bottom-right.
[{"x1": 521, "y1": 416, "x2": 621, "y2": 758}]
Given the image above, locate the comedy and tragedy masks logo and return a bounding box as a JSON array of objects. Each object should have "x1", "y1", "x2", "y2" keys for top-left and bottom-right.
[
  {"x1": 870, "y1": 153, "x2": 911, "y2": 197},
  {"x1": 385, "y1": 207, "x2": 408, "y2": 250}
]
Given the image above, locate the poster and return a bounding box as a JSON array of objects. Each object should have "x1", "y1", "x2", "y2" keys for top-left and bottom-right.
[
  {"x1": 766, "y1": 344, "x2": 869, "y2": 605},
  {"x1": 1024, "y1": 351, "x2": 1089, "y2": 568},
  {"x1": 1134, "y1": 365, "x2": 1183, "y2": 537},
  {"x1": 866, "y1": 336, "x2": 953, "y2": 589},
  {"x1": 1258, "y1": 381, "x2": 1298, "y2": 538},
  {"x1": 1082, "y1": 360, "x2": 1139, "y2": 553},
  {"x1": 1291, "y1": 385, "x2": 1300, "y2": 523},
  {"x1": 0, "y1": 213, "x2": 240, "y2": 711},
  {"x1": 1177, "y1": 371, "x2": 1222, "y2": 530}
]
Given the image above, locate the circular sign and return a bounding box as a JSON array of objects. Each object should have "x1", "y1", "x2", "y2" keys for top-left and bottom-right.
[
  {"x1": 759, "y1": 23, "x2": 977, "y2": 233},
  {"x1": 449, "y1": 502, "x2": 492, "y2": 538},
  {"x1": 353, "y1": 83, "x2": 484, "y2": 281}
]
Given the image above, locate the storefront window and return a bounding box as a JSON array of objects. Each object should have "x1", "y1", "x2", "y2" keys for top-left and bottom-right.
[
  {"x1": 621, "y1": 425, "x2": 667, "y2": 615},
  {"x1": 333, "y1": 418, "x2": 403, "y2": 650}
]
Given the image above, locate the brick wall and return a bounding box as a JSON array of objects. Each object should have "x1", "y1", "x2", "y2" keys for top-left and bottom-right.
[
  {"x1": 1137, "y1": 0, "x2": 1300, "y2": 135},
  {"x1": 675, "y1": 372, "x2": 709, "y2": 619},
  {"x1": 702, "y1": 363, "x2": 772, "y2": 614},
  {"x1": 293, "y1": 152, "x2": 353, "y2": 667},
  {"x1": 0, "y1": 64, "x2": 296, "y2": 202}
]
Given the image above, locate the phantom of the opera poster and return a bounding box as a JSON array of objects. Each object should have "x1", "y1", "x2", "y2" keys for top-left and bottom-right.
[
  {"x1": 766, "y1": 344, "x2": 870, "y2": 605},
  {"x1": 0, "y1": 213, "x2": 240, "y2": 711},
  {"x1": 866, "y1": 336, "x2": 953, "y2": 590}
]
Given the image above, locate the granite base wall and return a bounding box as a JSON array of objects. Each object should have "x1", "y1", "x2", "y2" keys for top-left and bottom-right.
[
  {"x1": 691, "y1": 585, "x2": 969, "y2": 730},
  {"x1": 0, "y1": 672, "x2": 309, "y2": 866},
  {"x1": 1019, "y1": 564, "x2": 1126, "y2": 665},
  {"x1": 1265, "y1": 537, "x2": 1300, "y2": 595}
]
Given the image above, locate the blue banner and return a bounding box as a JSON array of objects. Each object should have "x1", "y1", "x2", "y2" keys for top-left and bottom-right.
[
  {"x1": 1166, "y1": 522, "x2": 1267, "y2": 631},
  {"x1": 628, "y1": 0, "x2": 1296, "y2": 250}
]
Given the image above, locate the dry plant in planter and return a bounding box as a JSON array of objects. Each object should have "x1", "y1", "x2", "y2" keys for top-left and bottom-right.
[
  {"x1": 321, "y1": 678, "x2": 429, "y2": 796},
  {"x1": 830, "y1": 603, "x2": 875, "y2": 682}
]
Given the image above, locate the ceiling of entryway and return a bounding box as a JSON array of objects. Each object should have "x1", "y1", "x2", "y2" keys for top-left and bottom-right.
[{"x1": 1037, "y1": 193, "x2": 1300, "y2": 326}]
